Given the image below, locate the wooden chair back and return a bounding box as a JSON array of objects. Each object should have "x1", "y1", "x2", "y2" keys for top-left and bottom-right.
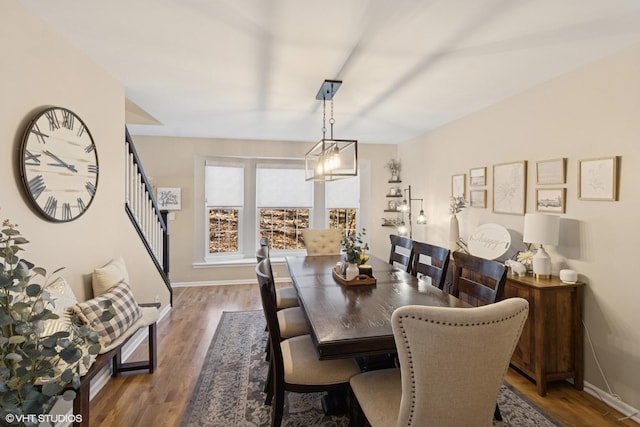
[
  {"x1": 255, "y1": 259, "x2": 285, "y2": 384},
  {"x1": 409, "y1": 241, "x2": 450, "y2": 290},
  {"x1": 256, "y1": 245, "x2": 269, "y2": 263},
  {"x1": 451, "y1": 252, "x2": 507, "y2": 306},
  {"x1": 259, "y1": 237, "x2": 269, "y2": 248},
  {"x1": 389, "y1": 234, "x2": 412, "y2": 272}
]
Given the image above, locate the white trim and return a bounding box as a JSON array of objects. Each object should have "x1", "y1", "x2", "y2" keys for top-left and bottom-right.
[
  {"x1": 172, "y1": 275, "x2": 291, "y2": 288},
  {"x1": 192, "y1": 257, "x2": 290, "y2": 268},
  {"x1": 582, "y1": 380, "x2": 640, "y2": 423}
]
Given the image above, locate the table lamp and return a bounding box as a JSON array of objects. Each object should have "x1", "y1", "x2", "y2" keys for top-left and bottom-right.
[{"x1": 522, "y1": 213, "x2": 559, "y2": 279}]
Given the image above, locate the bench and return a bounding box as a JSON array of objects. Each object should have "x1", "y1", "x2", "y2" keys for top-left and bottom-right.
[{"x1": 70, "y1": 303, "x2": 159, "y2": 427}]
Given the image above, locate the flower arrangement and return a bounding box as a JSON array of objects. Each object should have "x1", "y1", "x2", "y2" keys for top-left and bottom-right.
[
  {"x1": 516, "y1": 250, "x2": 534, "y2": 269},
  {"x1": 385, "y1": 159, "x2": 401, "y2": 180},
  {"x1": 449, "y1": 196, "x2": 467, "y2": 214},
  {"x1": 341, "y1": 228, "x2": 369, "y2": 265}
]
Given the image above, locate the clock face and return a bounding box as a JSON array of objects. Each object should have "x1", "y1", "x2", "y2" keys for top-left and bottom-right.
[{"x1": 20, "y1": 107, "x2": 99, "y2": 222}]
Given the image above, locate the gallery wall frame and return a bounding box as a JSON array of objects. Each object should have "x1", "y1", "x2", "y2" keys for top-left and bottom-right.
[
  {"x1": 536, "y1": 188, "x2": 566, "y2": 213},
  {"x1": 492, "y1": 160, "x2": 527, "y2": 215},
  {"x1": 536, "y1": 158, "x2": 566, "y2": 185},
  {"x1": 451, "y1": 174, "x2": 466, "y2": 198},
  {"x1": 157, "y1": 187, "x2": 182, "y2": 210},
  {"x1": 578, "y1": 156, "x2": 618, "y2": 201},
  {"x1": 470, "y1": 190, "x2": 487, "y2": 208},
  {"x1": 469, "y1": 167, "x2": 487, "y2": 187}
]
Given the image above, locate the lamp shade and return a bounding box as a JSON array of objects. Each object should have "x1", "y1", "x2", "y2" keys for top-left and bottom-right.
[{"x1": 523, "y1": 213, "x2": 559, "y2": 245}]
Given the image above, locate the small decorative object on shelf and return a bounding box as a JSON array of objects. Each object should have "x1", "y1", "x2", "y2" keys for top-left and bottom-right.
[
  {"x1": 386, "y1": 158, "x2": 401, "y2": 182},
  {"x1": 449, "y1": 196, "x2": 467, "y2": 252}
]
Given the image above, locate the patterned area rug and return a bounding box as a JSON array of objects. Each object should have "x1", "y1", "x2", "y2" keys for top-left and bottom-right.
[{"x1": 181, "y1": 310, "x2": 561, "y2": 427}]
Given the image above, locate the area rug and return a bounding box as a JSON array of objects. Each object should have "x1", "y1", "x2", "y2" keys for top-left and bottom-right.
[{"x1": 181, "y1": 310, "x2": 561, "y2": 427}]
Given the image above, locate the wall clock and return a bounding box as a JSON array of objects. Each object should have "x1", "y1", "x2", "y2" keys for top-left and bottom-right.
[{"x1": 19, "y1": 107, "x2": 99, "y2": 222}]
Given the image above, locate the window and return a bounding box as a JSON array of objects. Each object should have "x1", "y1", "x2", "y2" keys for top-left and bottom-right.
[
  {"x1": 256, "y1": 165, "x2": 313, "y2": 251},
  {"x1": 201, "y1": 158, "x2": 362, "y2": 262},
  {"x1": 205, "y1": 165, "x2": 244, "y2": 255},
  {"x1": 326, "y1": 174, "x2": 360, "y2": 237}
]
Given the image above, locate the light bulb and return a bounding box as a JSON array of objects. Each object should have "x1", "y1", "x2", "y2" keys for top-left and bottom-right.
[
  {"x1": 398, "y1": 222, "x2": 408, "y2": 235},
  {"x1": 417, "y1": 210, "x2": 427, "y2": 224}
]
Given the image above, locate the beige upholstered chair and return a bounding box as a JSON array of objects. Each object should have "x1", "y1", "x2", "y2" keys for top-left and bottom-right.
[
  {"x1": 349, "y1": 298, "x2": 529, "y2": 427},
  {"x1": 256, "y1": 259, "x2": 360, "y2": 427},
  {"x1": 301, "y1": 228, "x2": 342, "y2": 255}
]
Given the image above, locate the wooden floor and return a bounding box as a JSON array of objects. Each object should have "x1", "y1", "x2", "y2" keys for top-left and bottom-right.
[{"x1": 91, "y1": 285, "x2": 638, "y2": 427}]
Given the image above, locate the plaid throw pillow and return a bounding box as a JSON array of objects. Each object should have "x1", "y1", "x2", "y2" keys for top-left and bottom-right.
[{"x1": 73, "y1": 281, "x2": 142, "y2": 347}]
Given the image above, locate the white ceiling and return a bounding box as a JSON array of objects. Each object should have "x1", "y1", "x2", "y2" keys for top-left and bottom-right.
[{"x1": 20, "y1": 0, "x2": 640, "y2": 144}]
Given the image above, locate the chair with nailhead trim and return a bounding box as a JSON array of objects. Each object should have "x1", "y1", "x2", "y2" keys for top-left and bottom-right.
[
  {"x1": 301, "y1": 229, "x2": 342, "y2": 256},
  {"x1": 349, "y1": 298, "x2": 529, "y2": 427}
]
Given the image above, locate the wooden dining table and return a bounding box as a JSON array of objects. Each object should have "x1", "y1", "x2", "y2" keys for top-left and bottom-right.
[{"x1": 285, "y1": 254, "x2": 469, "y2": 360}]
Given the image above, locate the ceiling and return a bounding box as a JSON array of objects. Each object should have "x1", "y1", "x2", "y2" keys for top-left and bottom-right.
[{"x1": 20, "y1": 0, "x2": 640, "y2": 144}]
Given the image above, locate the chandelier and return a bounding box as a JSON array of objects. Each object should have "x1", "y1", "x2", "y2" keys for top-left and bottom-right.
[{"x1": 304, "y1": 80, "x2": 358, "y2": 181}]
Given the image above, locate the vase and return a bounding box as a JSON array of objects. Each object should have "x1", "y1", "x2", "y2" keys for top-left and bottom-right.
[
  {"x1": 449, "y1": 214, "x2": 459, "y2": 251},
  {"x1": 346, "y1": 263, "x2": 359, "y2": 281}
]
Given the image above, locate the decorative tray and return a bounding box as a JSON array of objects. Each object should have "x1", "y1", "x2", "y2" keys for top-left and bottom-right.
[{"x1": 332, "y1": 267, "x2": 377, "y2": 286}]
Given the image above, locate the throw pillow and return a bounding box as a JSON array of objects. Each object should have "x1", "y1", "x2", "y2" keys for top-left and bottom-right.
[
  {"x1": 92, "y1": 256, "x2": 130, "y2": 296},
  {"x1": 73, "y1": 281, "x2": 142, "y2": 347},
  {"x1": 41, "y1": 276, "x2": 77, "y2": 337}
]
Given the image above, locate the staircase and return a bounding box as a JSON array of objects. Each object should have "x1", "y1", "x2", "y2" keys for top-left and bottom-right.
[{"x1": 124, "y1": 128, "x2": 172, "y2": 305}]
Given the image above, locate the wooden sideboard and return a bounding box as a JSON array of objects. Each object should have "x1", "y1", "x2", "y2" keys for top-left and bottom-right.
[{"x1": 503, "y1": 273, "x2": 584, "y2": 396}]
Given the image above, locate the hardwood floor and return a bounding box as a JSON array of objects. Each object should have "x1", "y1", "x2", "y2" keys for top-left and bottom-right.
[{"x1": 91, "y1": 285, "x2": 638, "y2": 427}]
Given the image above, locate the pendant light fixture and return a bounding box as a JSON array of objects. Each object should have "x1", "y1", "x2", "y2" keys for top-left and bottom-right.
[{"x1": 305, "y1": 80, "x2": 358, "y2": 181}]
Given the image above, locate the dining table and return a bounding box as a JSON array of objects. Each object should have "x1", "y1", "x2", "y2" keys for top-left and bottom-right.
[{"x1": 285, "y1": 254, "x2": 470, "y2": 360}]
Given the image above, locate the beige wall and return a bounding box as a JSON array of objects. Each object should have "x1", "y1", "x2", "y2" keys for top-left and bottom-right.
[
  {"x1": 398, "y1": 44, "x2": 640, "y2": 409},
  {"x1": 132, "y1": 135, "x2": 397, "y2": 282},
  {"x1": 1, "y1": 3, "x2": 169, "y2": 307}
]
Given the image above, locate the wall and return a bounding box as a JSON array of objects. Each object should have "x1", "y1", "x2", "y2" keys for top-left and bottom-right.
[
  {"x1": 132, "y1": 135, "x2": 397, "y2": 283},
  {"x1": 398, "y1": 44, "x2": 640, "y2": 410},
  {"x1": 1, "y1": 2, "x2": 169, "y2": 307}
]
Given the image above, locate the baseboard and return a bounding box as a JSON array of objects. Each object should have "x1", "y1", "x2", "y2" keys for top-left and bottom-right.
[
  {"x1": 582, "y1": 380, "x2": 640, "y2": 423},
  {"x1": 172, "y1": 276, "x2": 291, "y2": 287}
]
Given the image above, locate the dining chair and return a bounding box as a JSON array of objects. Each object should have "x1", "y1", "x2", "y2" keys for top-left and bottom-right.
[
  {"x1": 388, "y1": 234, "x2": 412, "y2": 272},
  {"x1": 450, "y1": 250, "x2": 509, "y2": 420},
  {"x1": 256, "y1": 244, "x2": 299, "y2": 310},
  {"x1": 451, "y1": 251, "x2": 507, "y2": 307},
  {"x1": 409, "y1": 241, "x2": 450, "y2": 290},
  {"x1": 301, "y1": 228, "x2": 342, "y2": 255},
  {"x1": 349, "y1": 298, "x2": 529, "y2": 427},
  {"x1": 256, "y1": 259, "x2": 361, "y2": 427}
]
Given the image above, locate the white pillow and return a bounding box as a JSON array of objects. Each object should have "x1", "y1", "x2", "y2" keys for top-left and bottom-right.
[
  {"x1": 41, "y1": 276, "x2": 77, "y2": 337},
  {"x1": 92, "y1": 256, "x2": 130, "y2": 297}
]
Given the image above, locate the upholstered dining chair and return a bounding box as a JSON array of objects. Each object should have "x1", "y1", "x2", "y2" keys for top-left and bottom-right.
[
  {"x1": 388, "y1": 234, "x2": 412, "y2": 272},
  {"x1": 256, "y1": 259, "x2": 361, "y2": 427},
  {"x1": 409, "y1": 241, "x2": 450, "y2": 290},
  {"x1": 301, "y1": 228, "x2": 342, "y2": 255},
  {"x1": 450, "y1": 250, "x2": 509, "y2": 420},
  {"x1": 349, "y1": 298, "x2": 529, "y2": 427},
  {"x1": 256, "y1": 244, "x2": 299, "y2": 310}
]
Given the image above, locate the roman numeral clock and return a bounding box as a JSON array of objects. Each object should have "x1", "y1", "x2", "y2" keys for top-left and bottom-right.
[{"x1": 19, "y1": 107, "x2": 99, "y2": 222}]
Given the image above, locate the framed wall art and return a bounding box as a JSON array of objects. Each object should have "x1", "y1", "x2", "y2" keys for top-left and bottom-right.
[
  {"x1": 536, "y1": 158, "x2": 566, "y2": 185},
  {"x1": 469, "y1": 190, "x2": 487, "y2": 208},
  {"x1": 157, "y1": 187, "x2": 182, "y2": 210},
  {"x1": 536, "y1": 188, "x2": 566, "y2": 213},
  {"x1": 492, "y1": 160, "x2": 526, "y2": 215},
  {"x1": 578, "y1": 156, "x2": 618, "y2": 201},
  {"x1": 469, "y1": 167, "x2": 486, "y2": 187},
  {"x1": 451, "y1": 174, "x2": 466, "y2": 198}
]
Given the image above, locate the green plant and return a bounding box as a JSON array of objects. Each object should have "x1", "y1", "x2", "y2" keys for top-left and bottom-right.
[
  {"x1": 341, "y1": 228, "x2": 369, "y2": 265},
  {"x1": 0, "y1": 220, "x2": 106, "y2": 424}
]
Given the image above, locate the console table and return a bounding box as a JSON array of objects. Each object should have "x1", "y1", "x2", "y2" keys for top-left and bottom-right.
[{"x1": 503, "y1": 273, "x2": 584, "y2": 396}]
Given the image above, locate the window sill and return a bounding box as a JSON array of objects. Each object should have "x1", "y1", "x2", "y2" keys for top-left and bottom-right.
[{"x1": 193, "y1": 257, "x2": 288, "y2": 268}]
